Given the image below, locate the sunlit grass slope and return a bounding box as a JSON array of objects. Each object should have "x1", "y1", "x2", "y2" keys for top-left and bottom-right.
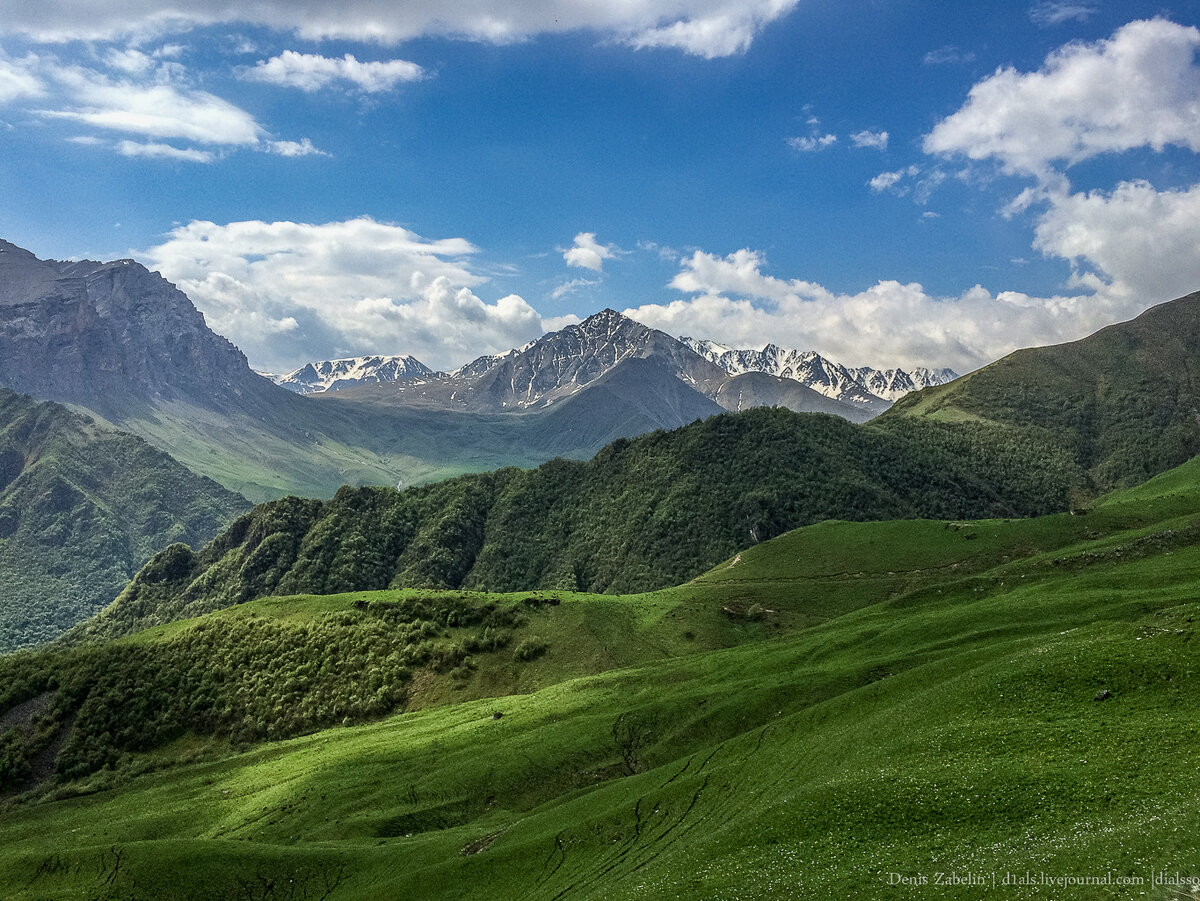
[{"x1": 5, "y1": 457, "x2": 1200, "y2": 898}]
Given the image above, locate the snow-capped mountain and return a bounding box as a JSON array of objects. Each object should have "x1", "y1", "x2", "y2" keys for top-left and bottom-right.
[
  {"x1": 465, "y1": 308, "x2": 726, "y2": 410},
  {"x1": 369, "y1": 309, "x2": 873, "y2": 422},
  {"x1": 275, "y1": 355, "x2": 435, "y2": 394},
  {"x1": 681, "y1": 337, "x2": 957, "y2": 407},
  {"x1": 848, "y1": 366, "x2": 959, "y2": 401}
]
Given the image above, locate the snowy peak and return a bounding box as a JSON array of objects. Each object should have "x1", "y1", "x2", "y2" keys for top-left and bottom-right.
[
  {"x1": 681, "y1": 337, "x2": 957, "y2": 407},
  {"x1": 849, "y1": 366, "x2": 960, "y2": 401},
  {"x1": 276, "y1": 354, "x2": 435, "y2": 394},
  {"x1": 468, "y1": 309, "x2": 678, "y2": 409}
]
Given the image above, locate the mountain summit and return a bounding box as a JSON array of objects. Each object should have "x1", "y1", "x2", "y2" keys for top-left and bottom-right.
[{"x1": 0, "y1": 239, "x2": 265, "y2": 414}]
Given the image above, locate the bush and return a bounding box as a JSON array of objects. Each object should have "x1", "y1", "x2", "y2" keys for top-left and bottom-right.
[{"x1": 513, "y1": 638, "x2": 548, "y2": 662}]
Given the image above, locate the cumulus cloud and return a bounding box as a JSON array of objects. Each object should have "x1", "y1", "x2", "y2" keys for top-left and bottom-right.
[
  {"x1": 142, "y1": 217, "x2": 551, "y2": 371},
  {"x1": 264, "y1": 137, "x2": 327, "y2": 157},
  {"x1": 869, "y1": 165, "x2": 929, "y2": 196},
  {"x1": 2, "y1": 0, "x2": 799, "y2": 59},
  {"x1": 925, "y1": 19, "x2": 1200, "y2": 178},
  {"x1": 850, "y1": 129, "x2": 888, "y2": 150},
  {"x1": 1033, "y1": 180, "x2": 1200, "y2": 303},
  {"x1": 623, "y1": 248, "x2": 1140, "y2": 373},
  {"x1": 563, "y1": 232, "x2": 619, "y2": 272},
  {"x1": 788, "y1": 133, "x2": 837, "y2": 152},
  {"x1": 241, "y1": 51, "x2": 425, "y2": 93}
]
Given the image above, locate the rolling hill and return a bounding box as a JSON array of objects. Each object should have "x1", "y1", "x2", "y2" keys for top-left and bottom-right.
[
  {"x1": 888, "y1": 289, "x2": 1200, "y2": 491},
  {"x1": 3, "y1": 449, "x2": 1200, "y2": 898}
]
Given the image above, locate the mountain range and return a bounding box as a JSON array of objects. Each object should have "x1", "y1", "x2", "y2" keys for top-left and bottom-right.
[
  {"x1": 312, "y1": 309, "x2": 879, "y2": 423},
  {"x1": 274, "y1": 354, "x2": 436, "y2": 394},
  {"x1": 681, "y1": 337, "x2": 957, "y2": 409},
  {"x1": 271, "y1": 323, "x2": 957, "y2": 417},
  {"x1": 0, "y1": 242, "x2": 922, "y2": 502}
]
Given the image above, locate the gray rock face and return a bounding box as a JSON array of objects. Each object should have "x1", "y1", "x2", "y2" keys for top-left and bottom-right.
[
  {"x1": 469, "y1": 309, "x2": 728, "y2": 410},
  {"x1": 0, "y1": 240, "x2": 267, "y2": 413}
]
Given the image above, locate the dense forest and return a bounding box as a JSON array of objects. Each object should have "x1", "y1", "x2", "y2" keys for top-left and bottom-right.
[{"x1": 74, "y1": 407, "x2": 1084, "y2": 643}]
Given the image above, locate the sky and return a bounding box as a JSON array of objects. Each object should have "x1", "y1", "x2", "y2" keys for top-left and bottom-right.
[{"x1": 2, "y1": 1, "x2": 1200, "y2": 375}]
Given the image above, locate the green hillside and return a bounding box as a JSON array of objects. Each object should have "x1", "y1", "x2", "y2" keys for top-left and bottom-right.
[
  {"x1": 3, "y1": 453, "x2": 1200, "y2": 898},
  {"x1": 887, "y1": 290, "x2": 1200, "y2": 490},
  {"x1": 70, "y1": 407, "x2": 1084, "y2": 642},
  {"x1": 0, "y1": 390, "x2": 249, "y2": 652}
]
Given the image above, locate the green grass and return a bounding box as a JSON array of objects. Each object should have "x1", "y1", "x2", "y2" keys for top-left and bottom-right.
[{"x1": 6, "y1": 456, "x2": 1200, "y2": 898}]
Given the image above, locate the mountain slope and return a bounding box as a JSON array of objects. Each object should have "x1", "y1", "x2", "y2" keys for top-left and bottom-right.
[
  {"x1": 886, "y1": 289, "x2": 1200, "y2": 489},
  {"x1": 71, "y1": 406, "x2": 1082, "y2": 642},
  {"x1": 4, "y1": 454, "x2": 1200, "y2": 898},
  {"x1": 0, "y1": 389, "x2": 249, "y2": 651}
]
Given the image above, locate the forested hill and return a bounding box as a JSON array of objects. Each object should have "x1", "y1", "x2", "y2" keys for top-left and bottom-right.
[
  {"x1": 0, "y1": 390, "x2": 249, "y2": 651},
  {"x1": 887, "y1": 289, "x2": 1200, "y2": 489},
  {"x1": 75, "y1": 407, "x2": 1083, "y2": 642}
]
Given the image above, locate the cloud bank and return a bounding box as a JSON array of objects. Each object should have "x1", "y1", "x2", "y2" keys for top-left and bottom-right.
[
  {"x1": 623, "y1": 249, "x2": 1137, "y2": 373},
  {"x1": 144, "y1": 218, "x2": 550, "y2": 372},
  {"x1": 0, "y1": 0, "x2": 800, "y2": 59}
]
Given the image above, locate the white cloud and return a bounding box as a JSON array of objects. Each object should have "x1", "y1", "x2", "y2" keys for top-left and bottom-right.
[
  {"x1": 142, "y1": 217, "x2": 551, "y2": 371},
  {"x1": 0, "y1": 54, "x2": 43, "y2": 104},
  {"x1": 116, "y1": 139, "x2": 215, "y2": 162},
  {"x1": 2, "y1": 0, "x2": 799, "y2": 59},
  {"x1": 241, "y1": 51, "x2": 425, "y2": 93},
  {"x1": 564, "y1": 232, "x2": 619, "y2": 272},
  {"x1": 623, "y1": 248, "x2": 1140, "y2": 372},
  {"x1": 850, "y1": 129, "x2": 888, "y2": 150},
  {"x1": 264, "y1": 137, "x2": 327, "y2": 157},
  {"x1": 923, "y1": 46, "x2": 975, "y2": 65},
  {"x1": 104, "y1": 48, "x2": 156, "y2": 75},
  {"x1": 42, "y1": 66, "x2": 265, "y2": 145},
  {"x1": 788, "y1": 133, "x2": 837, "y2": 152},
  {"x1": 869, "y1": 165, "x2": 920, "y2": 193},
  {"x1": 26, "y1": 60, "x2": 323, "y2": 161},
  {"x1": 551, "y1": 277, "x2": 599, "y2": 299},
  {"x1": 626, "y1": 5, "x2": 795, "y2": 58},
  {"x1": 925, "y1": 19, "x2": 1200, "y2": 178},
  {"x1": 1029, "y1": 2, "x2": 1097, "y2": 27},
  {"x1": 1033, "y1": 180, "x2": 1200, "y2": 303}
]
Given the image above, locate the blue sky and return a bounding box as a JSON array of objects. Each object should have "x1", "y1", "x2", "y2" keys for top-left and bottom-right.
[{"x1": 1, "y1": 1, "x2": 1199, "y2": 373}]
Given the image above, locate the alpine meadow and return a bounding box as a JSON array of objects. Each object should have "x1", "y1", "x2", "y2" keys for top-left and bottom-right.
[{"x1": 4, "y1": 2, "x2": 1200, "y2": 900}]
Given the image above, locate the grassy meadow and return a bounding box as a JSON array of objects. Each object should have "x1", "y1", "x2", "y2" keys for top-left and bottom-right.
[{"x1": 4, "y1": 458, "x2": 1200, "y2": 898}]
